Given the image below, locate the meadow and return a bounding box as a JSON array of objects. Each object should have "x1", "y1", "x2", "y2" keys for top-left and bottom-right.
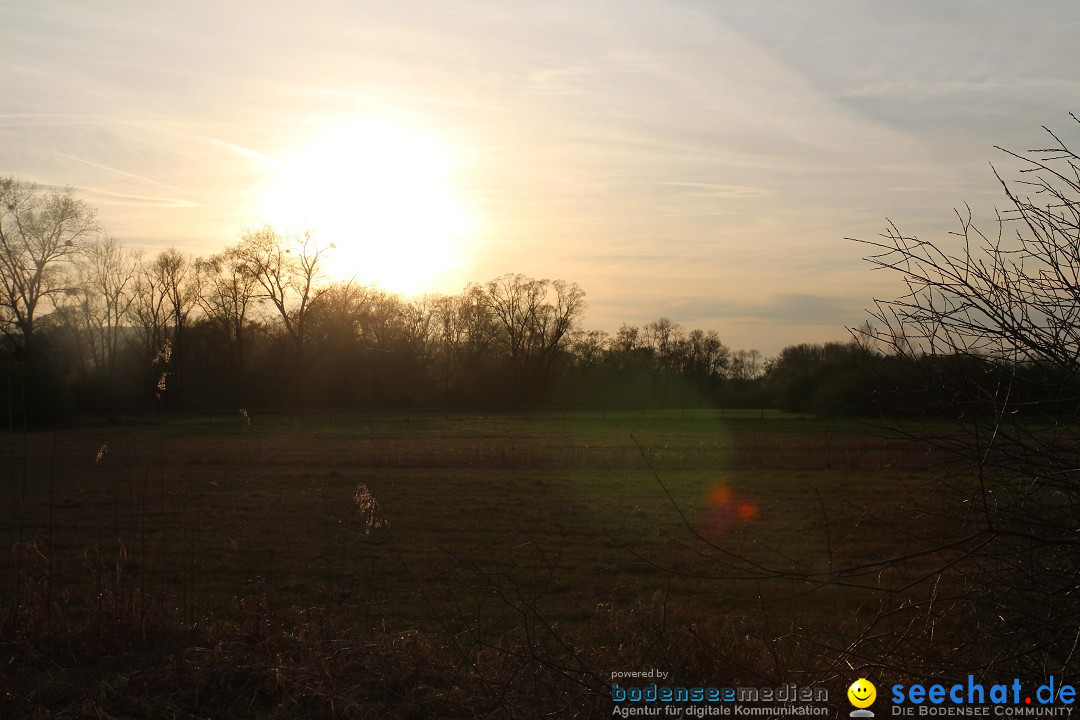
[{"x1": 0, "y1": 410, "x2": 957, "y2": 718}]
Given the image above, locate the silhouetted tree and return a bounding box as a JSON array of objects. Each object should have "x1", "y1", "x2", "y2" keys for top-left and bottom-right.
[
  {"x1": 729, "y1": 349, "x2": 763, "y2": 383},
  {"x1": 234, "y1": 227, "x2": 331, "y2": 404},
  {"x1": 66, "y1": 237, "x2": 141, "y2": 375},
  {"x1": 195, "y1": 246, "x2": 261, "y2": 385},
  {"x1": 0, "y1": 178, "x2": 100, "y2": 357},
  {"x1": 482, "y1": 273, "x2": 585, "y2": 403},
  {"x1": 853, "y1": 116, "x2": 1080, "y2": 673}
]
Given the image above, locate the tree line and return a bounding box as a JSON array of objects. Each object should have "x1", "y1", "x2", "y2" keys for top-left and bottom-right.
[{"x1": 2, "y1": 175, "x2": 923, "y2": 423}]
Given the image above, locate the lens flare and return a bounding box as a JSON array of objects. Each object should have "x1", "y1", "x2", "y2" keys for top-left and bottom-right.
[
  {"x1": 708, "y1": 484, "x2": 734, "y2": 506},
  {"x1": 701, "y1": 482, "x2": 759, "y2": 538},
  {"x1": 736, "y1": 501, "x2": 759, "y2": 522}
]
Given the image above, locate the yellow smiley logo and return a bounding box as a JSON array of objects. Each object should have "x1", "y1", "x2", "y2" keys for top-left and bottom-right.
[{"x1": 847, "y1": 678, "x2": 876, "y2": 709}]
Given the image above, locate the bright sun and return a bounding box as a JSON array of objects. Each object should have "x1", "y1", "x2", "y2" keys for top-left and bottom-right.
[{"x1": 257, "y1": 120, "x2": 471, "y2": 295}]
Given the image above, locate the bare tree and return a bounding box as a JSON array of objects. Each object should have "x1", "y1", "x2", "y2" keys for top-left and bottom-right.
[
  {"x1": 233, "y1": 226, "x2": 332, "y2": 402},
  {"x1": 482, "y1": 273, "x2": 586, "y2": 402},
  {"x1": 426, "y1": 291, "x2": 486, "y2": 404},
  {"x1": 612, "y1": 323, "x2": 641, "y2": 354},
  {"x1": 568, "y1": 328, "x2": 609, "y2": 370},
  {"x1": 155, "y1": 249, "x2": 199, "y2": 361},
  {"x1": 305, "y1": 281, "x2": 370, "y2": 403},
  {"x1": 123, "y1": 249, "x2": 199, "y2": 406},
  {"x1": 683, "y1": 328, "x2": 729, "y2": 380},
  {"x1": 460, "y1": 282, "x2": 494, "y2": 359},
  {"x1": 62, "y1": 237, "x2": 141, "y2": 375},
  {"x1": 195, "y1": 246, "x2": 261, "y2": 372},
  {"x1": 852, "y1": 116, "x2": 1080, "y2": 673},
  {"x1": 129, "y1": 255, "x2": 171, "y2": 361},
  {"x1": 642, "y1": 317, "x2": 682, "y2": 368},
  {"x1": 0, "y1": 178, "x2": 101, "y2": 356},
  {"x1": 237, "y1": 228, "x2": 328, "y2": 350},
  {"x1": 729, "y1": 349, "x2": 763, "y2": 382}
]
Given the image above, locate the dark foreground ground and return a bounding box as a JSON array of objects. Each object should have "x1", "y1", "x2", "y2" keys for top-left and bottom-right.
[{"x1": 0, "y1": 410, "x2": 956, "y2": 718}]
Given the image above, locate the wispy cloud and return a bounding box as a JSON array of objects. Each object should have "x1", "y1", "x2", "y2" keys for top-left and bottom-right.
[
  {"x1": 837, "y1": 77, "x2": 1076, "y2": 100},
  {"x1": 659, "y1": 182, "x2": 773, "y2": 199}
]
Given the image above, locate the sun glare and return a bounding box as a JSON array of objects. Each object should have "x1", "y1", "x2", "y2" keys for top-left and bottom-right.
[{"x1": 257, "y1": 120, "x2": 471, "y2": 295}]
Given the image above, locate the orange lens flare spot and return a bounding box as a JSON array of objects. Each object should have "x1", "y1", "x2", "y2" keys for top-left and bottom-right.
[
  {"x1": 701, "y1": 483, "x2": 759, "y2": 539},
  {"x1": 736, "y1": 501, "x2": 759, "y2": 522},
  {"x1": 708, "y1": 483, "x2": 734, "y2": 507}
]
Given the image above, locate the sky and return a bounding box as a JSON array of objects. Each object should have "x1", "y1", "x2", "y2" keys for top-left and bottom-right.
[{"x1": 2, "y1": 0, "x2": 1078, "y2": 356}]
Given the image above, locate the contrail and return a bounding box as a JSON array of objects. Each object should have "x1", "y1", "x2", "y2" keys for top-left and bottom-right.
[
  {"x1": 51, "y1": 151, "x2": 205, "y2": 200},
  {"x1": 83, "y1": 186, "x2": 201, "y2": 208},
  {"x1": 201, "y1": 136, "x2": 279, "y2": 166}
]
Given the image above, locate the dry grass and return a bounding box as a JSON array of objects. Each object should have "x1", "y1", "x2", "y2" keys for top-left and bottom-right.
[{"x1": 0, "y1": 413, "x2": 958, "y2": 717}]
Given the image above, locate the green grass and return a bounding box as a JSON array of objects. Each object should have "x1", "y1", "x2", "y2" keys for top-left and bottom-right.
[{"x1": 119, "y1": 406, "x2": 874, "y2": 436}]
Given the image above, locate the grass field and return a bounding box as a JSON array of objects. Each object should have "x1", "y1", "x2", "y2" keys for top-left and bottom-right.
[{"x1": 0, "y1": 410, "x2": 960, "y2": 717}]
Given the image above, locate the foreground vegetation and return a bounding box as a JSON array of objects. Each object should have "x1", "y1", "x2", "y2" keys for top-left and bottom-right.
[{"x1": 1, "y1": 411, "x2": 958, "y2": 717}]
